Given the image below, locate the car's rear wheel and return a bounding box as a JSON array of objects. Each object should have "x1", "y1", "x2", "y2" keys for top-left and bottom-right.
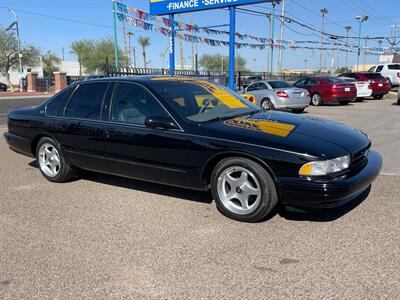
[
  {"x1": 211, "y1": 158, "x2": 278, "y2": 222},
  {"x1": 260, "y1": 98, "x2": 275, "y2": 110},
  {"x1": 339, "y1": 101, "x2": 350, "y2": 105},
  {"x1": 36, "y1": 137, "x2": 76, "y2": 182},
  {"x1": 311, "y1": 93, "x2": 323, "y2": 106},
  {"x1": 373, "y1": 94, "x2": 384, "y2": 100},
  {"x1": 292, "y1": 108, "x2": 305, "y2": 113}
]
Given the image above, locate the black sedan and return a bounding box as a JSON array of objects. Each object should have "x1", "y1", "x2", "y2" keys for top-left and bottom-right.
[
  {"x1": 4, "y1": 77, "x2": 382, "y2": 222},
  {"x1": 0, "y1": 82, "x2": 7, "y2": 91}
]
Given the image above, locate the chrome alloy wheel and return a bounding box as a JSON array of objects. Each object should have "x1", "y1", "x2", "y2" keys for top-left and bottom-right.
[
  {"x1": 261, "y1": 100, "x2": 272, "y2": 110},
  {"x1": 38, "y1": 143, "x2": 61, "y2": 177},
  {"x1": 217, "y1": 166, "x2": 261, "y2": 215}
]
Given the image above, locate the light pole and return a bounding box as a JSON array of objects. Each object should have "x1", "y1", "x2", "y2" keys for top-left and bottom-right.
[
  {"x1": 6, "y1": 7, "x2": 23, "y2": 92},
  {"x1": 277, "y1": 0, "x2": 285, "y2": 73},
  {"x1": 127, "y1": 31, "x2": 134, "y2": 66},
  {"x1": 344, "y1": 25, "x2": 352, "y2": 70},
  {"x1": 319, "y1": 8, "x2": 328, "y2": 74},
  {"x1": 270, "y1": 1, "x2": 277, "y2": 74},
  {"x1": 355, "y1": 15, "x2": 368, "y2": 72}
]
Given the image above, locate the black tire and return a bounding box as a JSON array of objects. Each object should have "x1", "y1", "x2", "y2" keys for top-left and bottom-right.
[
  {"x1": 311, "y1": 93, "x2": 323, "y2": 106},
  {"x1": 397, "y1": 97, "x2": 400, "y2": 105},
  {"x1": 36, "y1": 137, "x2": 76, "y2": 182},
  {"x1": 373, "y1": 94, "x2": 384, "y2": 100},
  {"x1": 211, "y1": 157, "x2": 278, "y2": 222},
  {"x1": 355, "y1": 97, "x2": 364, "y2": 102},
  {"x1": 260, "y1": 98, "x2": 275, "y2": 110},
  {"x1": 292, "y1": 108, "x2": 305, "y2": 114},
  {"x1": 339, "y1": 101, "x2": 350, "y2": 105}
]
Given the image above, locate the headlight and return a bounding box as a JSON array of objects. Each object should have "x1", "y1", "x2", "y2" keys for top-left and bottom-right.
[{"x1": 299, "y1": 155, "x2": 350, "y2": 176}]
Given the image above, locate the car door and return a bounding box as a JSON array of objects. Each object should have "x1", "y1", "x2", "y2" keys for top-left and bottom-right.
[
  {"x1": 55, "y1": 81, "x2": 111, "y2": 172},
  {"x1": 104, "y1": 82, "x2": 190, "y2": 187}
]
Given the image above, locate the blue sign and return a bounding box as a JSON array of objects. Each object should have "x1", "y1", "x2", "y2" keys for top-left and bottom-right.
[{"x1": 150, "y1": 0, "x2": 273, "y2": 15}]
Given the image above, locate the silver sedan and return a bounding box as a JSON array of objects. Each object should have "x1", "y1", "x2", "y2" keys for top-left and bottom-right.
[{"x1": 241, "y1": 80, "x2": 311, "y2": 113}]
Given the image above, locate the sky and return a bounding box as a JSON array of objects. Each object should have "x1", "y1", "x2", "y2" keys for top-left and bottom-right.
[{"x1": 0, "y1": 0, "x2": 399, "y2": 72}]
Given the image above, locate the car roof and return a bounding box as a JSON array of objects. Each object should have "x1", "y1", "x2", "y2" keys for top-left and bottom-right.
[{"x1": 75, "y1": 75, "x2": 210, "y2": 85}]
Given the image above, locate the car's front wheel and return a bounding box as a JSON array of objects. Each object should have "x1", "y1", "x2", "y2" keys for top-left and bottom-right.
[
  {"x1": 36, "y1": 137, "x2": 76, "y2": 182},
  {"x1": 211, "y1": 158, "x2": 278, "y2": 222}
]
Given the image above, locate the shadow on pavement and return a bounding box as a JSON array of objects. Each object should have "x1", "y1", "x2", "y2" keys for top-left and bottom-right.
[
  {"x1": 29, "y1": 160, "x2": 370, "y2": 221},
  {"x1": 73, "y1": 167, "x2": 213, "y2": 205},
  {"x1": 279, "y1": 186, "x2": 371, "y2": 222}
]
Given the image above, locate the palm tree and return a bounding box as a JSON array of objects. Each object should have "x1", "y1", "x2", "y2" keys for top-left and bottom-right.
[
  {"x1": 319, "y1": 8, "x2": 328, "y2": 73},
  {"x1": 70, "y1": 40, "x2": 91, "y2": 76},
  {"x1": 42, "y1": 51, "x2": 61, "y2": 77},
  {"x1": 138, "y1": 36, "x2": 151, "y2": 68}
]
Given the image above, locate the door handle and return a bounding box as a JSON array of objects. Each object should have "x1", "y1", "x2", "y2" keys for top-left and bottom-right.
[{"x1": 105, "y1": 128, "x2": 115, "y2": 138}]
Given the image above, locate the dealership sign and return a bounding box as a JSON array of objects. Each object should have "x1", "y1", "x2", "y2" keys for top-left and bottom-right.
[{"x1": 150, "y1": 0, "x2": 272, "y2": 15}]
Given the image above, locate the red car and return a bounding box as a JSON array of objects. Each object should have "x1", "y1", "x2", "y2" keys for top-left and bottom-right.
[
  {"x1": 338, "y1": 72, "x2": 390, "y2": 99},
  {"x1": 294, "y1": 76, "x2": 356, "y2": 106}
]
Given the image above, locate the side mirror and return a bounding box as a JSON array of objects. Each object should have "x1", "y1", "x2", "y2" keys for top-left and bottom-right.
[{"x1": 145, "y1": 116, "x2": 179, "y2": 130}]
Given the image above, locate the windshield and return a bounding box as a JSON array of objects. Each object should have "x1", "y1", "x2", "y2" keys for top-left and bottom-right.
[
  {"x1": 152, "y1": 79, "x2": 260, "y2": 123},
  {"x1": 268, "y1": 81, "x2": 292, "y2": 88}
]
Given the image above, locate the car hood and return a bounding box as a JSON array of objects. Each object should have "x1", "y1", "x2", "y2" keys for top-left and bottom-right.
[{"x1": 199, "y1": 110, "x2": 370, "y2": 159}]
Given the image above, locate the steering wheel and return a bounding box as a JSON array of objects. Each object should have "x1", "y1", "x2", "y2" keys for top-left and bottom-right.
[{"x1": 199, "y1": 99, "x2": 211, "y2": 114}]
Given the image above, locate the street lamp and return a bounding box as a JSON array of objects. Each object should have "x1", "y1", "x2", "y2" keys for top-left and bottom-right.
[
  {"x1": 355, "y1": 15, "x2": 368, "y2": 72},
  {"x1": 6, "y1": 7, "x2": 23, "y2": 92}
]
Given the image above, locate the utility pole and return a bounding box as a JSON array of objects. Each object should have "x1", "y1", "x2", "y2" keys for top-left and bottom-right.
[
  {"x1": 319, "y1": 8, "x2": 328, "y2": 74},
  {"x1": 277, "y1": 0, "x2": 285, "y2": 73},
  {"x1": 344, "y1": 25, "x2": 352, "y2": 70},
  {"x1": 127, "y1": 31, "x2": 133, "y2": 66},
  {"x1": 120, "y1": 0, "x2": 128, "y2": 65},
  {"x1": 270, "y1": 1, "x2": 277, "y2": 74},
  {"x1": 356, "y1": 15, "x2": 368, "y2": 72},
  {"x1": 330, "y1": 36, "x2": 336, "y2": 73},
  {"x1": 364, "y1": 37, "x2": 368, "y2": 67},
  {"x1": 190, "y1": 13, "x2": 195, "y2": 69},
  {"x1": 133, "y1": 46, "x2": 136, "y2": 68},
  {"x1": 62, "y1": 47, "x2": 65, "y2": 61},
  {"x1": 265, "y1": 13, "x2": 272, "y2": 73},
  {"x1": 178, "y1": 14, "x2": 184, "y2": 69}
]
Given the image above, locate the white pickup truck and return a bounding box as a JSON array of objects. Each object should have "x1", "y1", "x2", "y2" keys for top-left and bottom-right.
[{"x1": 368, "y1": 63, "x2": 400, "y2": 87}]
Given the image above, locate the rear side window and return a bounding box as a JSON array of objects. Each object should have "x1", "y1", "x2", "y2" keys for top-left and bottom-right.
[
  {"x1": 46, "y1": 87, "x2": 75, "y2": 116},
  {"x1": 364, "y1": 73, "x2": 385, "y2": 79},
  {"x1": 65, "y1": 82, "x2": 108, "y2": 119},
  {"x1": 388, "y1": 64, "x2": 400, "y2": 70},
  {"x1": 376, "y1": 65, "x2": 384, "y2": 72}
]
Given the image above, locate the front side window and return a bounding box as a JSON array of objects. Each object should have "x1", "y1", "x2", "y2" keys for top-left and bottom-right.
[
  {"x1": 152, "y1": 79, "x2": 259, "y2": 123},
  {"x1": 376, "y1": 65, "x2": 384, "y2": 72},
  {"x1": 110, "y1": 83, "x2": 169, "y2": 125},
  {"x1": 65, "y1": 82, "x2": 108, "y2": 119}
]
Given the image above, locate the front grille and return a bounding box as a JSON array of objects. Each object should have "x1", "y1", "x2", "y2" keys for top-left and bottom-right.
[{"x1": 351, "y1": 146, "x2": 370, "y2": 171}]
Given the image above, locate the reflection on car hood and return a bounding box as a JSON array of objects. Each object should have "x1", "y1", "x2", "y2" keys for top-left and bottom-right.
[{"x1": 200, "y1": 110, "x2": 370, "y2": 159}]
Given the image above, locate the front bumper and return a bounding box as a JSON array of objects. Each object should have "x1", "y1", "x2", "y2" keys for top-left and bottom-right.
[{"x1": 277, "y1": 151, "x2": 382, "y2": 209}]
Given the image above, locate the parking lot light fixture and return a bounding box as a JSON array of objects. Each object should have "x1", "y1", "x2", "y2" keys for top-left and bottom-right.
[{"x1": 355, "y1": 15, "x2": 368, "y2": 72}]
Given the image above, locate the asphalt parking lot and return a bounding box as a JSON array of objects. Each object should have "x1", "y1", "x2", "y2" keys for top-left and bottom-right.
[{"x1": 1, "y1": 93, "x2": 400, "y2": 299}]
